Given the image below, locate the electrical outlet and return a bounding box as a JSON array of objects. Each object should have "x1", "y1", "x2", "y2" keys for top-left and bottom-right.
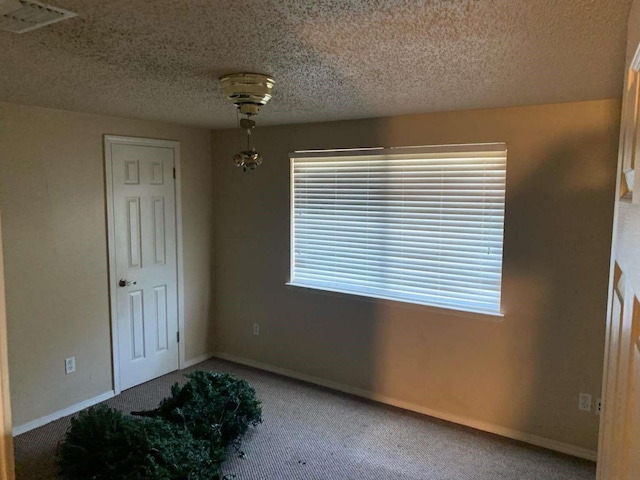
[
  {"x1": 578, "y1": 393, "x2": 592, "y2": 412},
  {"x1": 596, "y1": 398, "x2": 602, "y2": 416},
  {"x1": 253, "y1": 323, "x2": 260, "y2": 336},
  {"x1": 65, "y1": 357, "x2": 76, "y2": 375}
]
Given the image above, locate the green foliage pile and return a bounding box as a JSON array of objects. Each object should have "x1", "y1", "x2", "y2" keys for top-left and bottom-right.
[
  {"x1": 133, "y1": 371, "x2": 262, "y2": 447},
  {"x1": 56, "y1": 406, "x2": 220, "y2": 480},
  {"x1": 56, "y1": 372, "x2": 261, "y2": 480}
]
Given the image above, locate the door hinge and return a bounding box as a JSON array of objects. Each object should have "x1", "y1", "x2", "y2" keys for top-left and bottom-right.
[
  {"x1": 173, "y1": 167, "x2": 176, "y2": 179},
  {"x1": 177, "y1": 331, "x2": 180, "y2": 343}
]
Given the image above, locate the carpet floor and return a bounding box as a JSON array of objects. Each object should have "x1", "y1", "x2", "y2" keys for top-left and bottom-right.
[{"x1": 14, "y1": 358, "x2": 596, "y2": 479}]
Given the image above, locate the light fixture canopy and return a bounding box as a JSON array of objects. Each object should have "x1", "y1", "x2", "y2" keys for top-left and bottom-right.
[{"x1": 220, "y1": 72, "x2": 275, "y2": 116}]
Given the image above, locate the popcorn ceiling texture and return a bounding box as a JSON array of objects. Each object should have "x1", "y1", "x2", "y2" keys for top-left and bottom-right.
[{"x1": 0, "y1": 0, "x2": 632, "y2": 127}]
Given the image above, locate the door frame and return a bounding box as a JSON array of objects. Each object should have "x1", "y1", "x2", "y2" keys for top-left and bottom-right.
[
  {"x1": 0, "y1": 209, "x2": 15, "y2": 479},
  {"x1": 104, "y1": 135, "x2": 185, "y2": 395}
]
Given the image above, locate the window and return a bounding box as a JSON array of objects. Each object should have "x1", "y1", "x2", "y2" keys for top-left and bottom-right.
[{"x1": 289, "y1": 143, "x2": 507, "y2": 316}]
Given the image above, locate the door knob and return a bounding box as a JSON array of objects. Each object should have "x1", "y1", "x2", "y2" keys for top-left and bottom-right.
[{"x1": 119, "y1": 279, "x2": 137, "y2": 287}]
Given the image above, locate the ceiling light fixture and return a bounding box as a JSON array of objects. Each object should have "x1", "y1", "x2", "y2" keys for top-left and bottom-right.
[{"x1": 220, "y1": 72, "x2": 275, "y2": 172}]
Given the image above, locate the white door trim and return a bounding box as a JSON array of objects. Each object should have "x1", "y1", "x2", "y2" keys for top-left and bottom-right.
[
  {"x1": 104, "y1": 135, "x2": 185, "y2": 395},
  {"x1": 0, "y1": 210, "x2": 15, "y2": 477}
]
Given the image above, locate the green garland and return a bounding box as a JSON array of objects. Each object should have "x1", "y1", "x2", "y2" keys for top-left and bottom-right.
[
  {"x1": 57, "y1": 372, "x2": 262, "y2": 480},
  {"x1": 132, "y1": 371, "x2": 263, "y2": 447}
]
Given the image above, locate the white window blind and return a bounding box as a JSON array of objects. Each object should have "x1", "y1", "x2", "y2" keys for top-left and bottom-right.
[{"x1": 289, "y1": 144, "x2": 507, "y2": 316}]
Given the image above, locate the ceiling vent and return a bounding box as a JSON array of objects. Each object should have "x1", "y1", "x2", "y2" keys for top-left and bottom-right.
[{"x1": 0, "y1": 0, "x2": 76, "y2": 34}]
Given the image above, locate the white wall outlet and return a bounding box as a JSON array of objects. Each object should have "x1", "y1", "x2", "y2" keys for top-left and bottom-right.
[
  {"x1": 578, "y1": 393, "x2": 592, "y2": 412},
  {"x1": 65, "y1": 356, "x2": 76, "y2": 375},
  {"x1": 253, "y1": 323, "x2": 260, "y2": 336},
  {"x1": 596, "y1": 397, "x2": 602, "y2": 416}
]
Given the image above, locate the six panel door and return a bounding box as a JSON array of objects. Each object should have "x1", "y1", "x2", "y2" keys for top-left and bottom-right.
[{"x1": 110, "y1": 142, "x2": 179, "y2": 391}]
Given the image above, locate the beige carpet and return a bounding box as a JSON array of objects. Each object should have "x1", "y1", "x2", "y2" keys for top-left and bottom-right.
[{"x1": 14, "y1": 358, "x2": 596, "y2": 479}]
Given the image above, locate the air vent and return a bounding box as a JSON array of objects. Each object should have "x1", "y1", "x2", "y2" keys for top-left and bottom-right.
[{"x1": 0, "y1": 0, "x2": 76, "y2": 33}]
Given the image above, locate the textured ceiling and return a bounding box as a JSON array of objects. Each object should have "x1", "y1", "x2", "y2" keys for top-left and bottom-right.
[{"x1": 0, "y1": 0, "x2": 633, "y2": 128}]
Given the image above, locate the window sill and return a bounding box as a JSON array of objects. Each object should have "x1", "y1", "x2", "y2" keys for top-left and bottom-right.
[{"x1": 285, "y1": 282, "x2": 505, "y2": 323}]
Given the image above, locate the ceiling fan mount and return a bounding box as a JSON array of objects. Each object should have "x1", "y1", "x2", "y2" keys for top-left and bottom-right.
[
  {"x1": 220, "y1": 73, "x2": 275, "y2": 116},
  {"x1": 219, "y1": 72, "x2": 275, "y2": 171}
]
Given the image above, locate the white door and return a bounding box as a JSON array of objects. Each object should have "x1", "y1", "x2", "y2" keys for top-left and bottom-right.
[
  {"x1": 596, "y1": 20, "x2": 640, "y2": 480},
  {"x1": 105, "y1": 137, "x2": 180, "y2": 391}
]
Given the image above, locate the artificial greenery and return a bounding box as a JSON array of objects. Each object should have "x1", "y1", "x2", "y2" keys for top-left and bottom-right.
[
  {"x1": 132, "y1": 371, "x2": 262, "y2": 448},
  {"x1": 56, "y1": 371, "x2": 261, "y2": 480},
  {"x1": 56, "y1": 406, "x2": 220, "y2": 480}
]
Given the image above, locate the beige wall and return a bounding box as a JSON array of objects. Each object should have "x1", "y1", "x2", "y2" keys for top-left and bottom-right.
[
  {"x1": 0, "y1": 102, "x2": 214, "y2": 427},
  {"x1": 628, "y1": 0, "x2": 640, "y2": 67},
  {"x1": 211, "y1": 99, "x2": 620, "y2": 451}
]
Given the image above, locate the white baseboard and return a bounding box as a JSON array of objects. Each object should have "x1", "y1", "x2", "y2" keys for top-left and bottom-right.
[
  {"x1": 181, "y1": 352, "x2": 215, "y2": 369},
  {"x1": 214, "y1": 352, "x2": 597, "y2": 462},
  {"x1": 13, "y1": 352, "x2": 215, "y2": 437},
  {"x1": 13, "y1": 390, "x2": 115, "y2": 437}
]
